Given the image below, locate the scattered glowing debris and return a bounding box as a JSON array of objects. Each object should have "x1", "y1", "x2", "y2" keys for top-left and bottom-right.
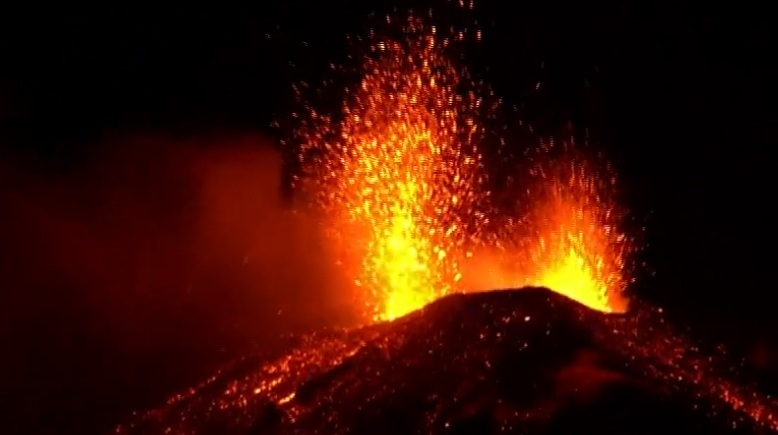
[
  {"x1": 290, "y1": 10, "x2": 632, "y2": 320},
  {"x1": 494, "y1": 140, "x2": 634, "y2": 313},
  {"x1": 292, "y1": 14, "x2": 487, "y2": 321}
]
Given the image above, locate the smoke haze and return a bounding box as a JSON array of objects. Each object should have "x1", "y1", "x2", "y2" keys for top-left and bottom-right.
[{"x1": 0, "y1": 131, "x2": 353, "y2": 433}]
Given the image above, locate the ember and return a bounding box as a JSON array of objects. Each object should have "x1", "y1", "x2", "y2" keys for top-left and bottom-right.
[
  {"x1": 290, "y1": 13, "x2": 488, "y2": 321},
  {"x1": 486, "y1": 140, "x2": 634, "y2": 313},
  {"x1": 290, "y1": 8, "x2": 630, "y2": 321}
]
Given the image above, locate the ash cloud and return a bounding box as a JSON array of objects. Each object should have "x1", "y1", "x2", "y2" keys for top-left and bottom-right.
[{"x1": 0, "y1": 131, "x2": 353, "y2": 433}]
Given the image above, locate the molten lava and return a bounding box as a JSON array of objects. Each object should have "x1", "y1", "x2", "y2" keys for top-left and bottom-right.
[
  {"x1": 291, "y1": 9, "x2": 631, "y2": 321},
  {"x1": 293, "y1": 16, "x2": 486, "y2": 321},
  {"x1": 493, "y1": 141, "x2": 633, "y2": 313}
]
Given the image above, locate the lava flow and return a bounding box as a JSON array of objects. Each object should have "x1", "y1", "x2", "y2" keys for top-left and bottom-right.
[{"x1": 291, "y1": 14, "x2": 488, "y2": 321}]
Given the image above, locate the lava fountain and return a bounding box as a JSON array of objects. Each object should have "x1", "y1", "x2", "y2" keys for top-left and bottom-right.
[
  {"x1": 480, "y1": 139, "x2": 635, "y2": 313},
  {"x1": 291, "y1": 14, "x2": 488, "y2": 322},
  {"x1": 290, "y1": 8, "x2": 633, "y2": 321}
]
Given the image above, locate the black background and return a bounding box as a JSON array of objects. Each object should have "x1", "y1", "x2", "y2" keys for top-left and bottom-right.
[{"x1": 1, "y1": 2, "x2": 775, "y2": 433}]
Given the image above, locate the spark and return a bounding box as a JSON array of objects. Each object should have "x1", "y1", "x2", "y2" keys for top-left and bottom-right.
[
  {"x1": 484, "y1": 139, "x2": 634, "y2": 313},
  {"x1": 293, "y1": 14, "x2": 486, "y2": 322},
  {"x1": 289, "y1": 6, "x2": 633, "y2": 319}
]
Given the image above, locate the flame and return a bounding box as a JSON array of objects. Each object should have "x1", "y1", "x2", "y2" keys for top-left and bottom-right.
[
  {"x1": 293, "y1": 16, "x2": 485, "y2": 322},
  {"x1": 291, "y1": 13, "x2": 633, "y2": 321}
]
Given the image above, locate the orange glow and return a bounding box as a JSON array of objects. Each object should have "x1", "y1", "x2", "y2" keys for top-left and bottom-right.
[
  {"x1": 490, "y1": 141, "x2": 632, "y2": 313},
  {"x1": 529, "y1": 144, "x2": 630, "y2": 312},
  {"x1": 536, "y1": 248, "x2": 615, "y2": 311},
  {"x1": 292, "y1": 12, "x2": 632, "y2": 320},
  {"x1": 293, "y1": 16, "x2": 484, "y2": 322}
]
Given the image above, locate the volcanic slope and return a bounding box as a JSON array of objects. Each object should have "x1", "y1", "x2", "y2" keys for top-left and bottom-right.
[{"x1": 116, "y1": 288, "x2": 762, "y2": 434}]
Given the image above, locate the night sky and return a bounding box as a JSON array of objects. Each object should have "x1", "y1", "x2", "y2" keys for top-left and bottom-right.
[{"x1": 1, "y1": 2, "x2": 774, "y2": 433}]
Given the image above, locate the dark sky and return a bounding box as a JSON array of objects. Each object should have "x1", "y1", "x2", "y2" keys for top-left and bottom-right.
[{"x1": 0, "y1": 1, "x2": 775, "y2": 433}]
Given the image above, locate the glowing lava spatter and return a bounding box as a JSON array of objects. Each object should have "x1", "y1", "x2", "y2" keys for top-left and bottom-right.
[
  {"x1": 291, "y1": 8, "x2": 632, "y2": 319},
  {"x1": 293, "y1": 14, "x2": 488, "y2": 321},
  {"x1": 497, "y1": 139, "x2": 634, "y2": 313}
]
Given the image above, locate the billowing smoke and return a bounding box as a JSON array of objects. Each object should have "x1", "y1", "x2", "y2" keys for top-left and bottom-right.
[{"x1": 0, "y1": 132, "x2": 353, "y2": 433}]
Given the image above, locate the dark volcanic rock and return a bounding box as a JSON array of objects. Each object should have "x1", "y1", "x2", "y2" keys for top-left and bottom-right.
[{"x1": 115, "y1": 288, "x2": 768, "y2": 434}]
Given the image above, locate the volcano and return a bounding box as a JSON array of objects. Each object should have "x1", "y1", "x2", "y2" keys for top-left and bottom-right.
[{"x1": 115, "y1": 287, "x2": 773, "y2": 434}]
